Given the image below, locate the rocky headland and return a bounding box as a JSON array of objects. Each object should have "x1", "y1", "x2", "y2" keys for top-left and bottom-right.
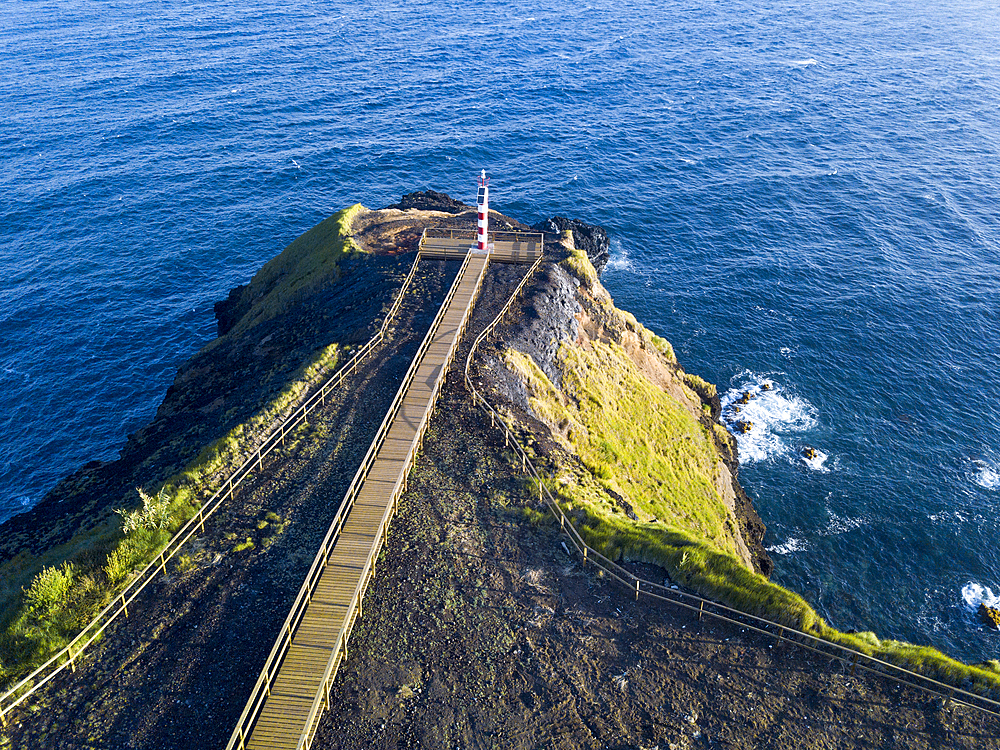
[{"x1": 0, "y1": 194, "x2": 997, "y2": 749}]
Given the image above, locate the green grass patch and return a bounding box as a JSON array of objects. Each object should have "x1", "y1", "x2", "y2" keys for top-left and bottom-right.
[
  {"x1": 233, "y1": 537, "x2": 254, "y2": 553},
  {"x1": 505, "y1": 341, "x2": 745, "y2": 559},
  {"x1": 219, "y1": 203, "x2": 368, "y2": 336},
  {"x1": 683, "y1": 372, "x2": 717, "y2": 402},
  {"x1": 560, "y1": 239, "x2": 599, "y2": 289},
  {"x1": 502, "y1": 301, "x2": 1000, "y2": 701},
  {"x1": 0, "y1": 206, "x2": 371, "y2": 692}
]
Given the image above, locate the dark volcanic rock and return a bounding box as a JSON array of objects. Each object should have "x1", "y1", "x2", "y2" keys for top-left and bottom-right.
[
  {"x1": 385, "y1": 190, "x2": 470, "y2": 214},
  {"x1": 214, "y1": 283, "x2": 250, "y2": 336},
  {"x1": 531, "y1": 216, "x2": 610, "y2": 274}
]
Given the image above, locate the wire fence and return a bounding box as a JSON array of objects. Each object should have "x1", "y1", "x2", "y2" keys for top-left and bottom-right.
[
  {"x1": 461, "y1": 254, "x2": 1000, "y2": 721},
  {"x1": 0, "y1": 252, "x2": 425, "y2": 728}
]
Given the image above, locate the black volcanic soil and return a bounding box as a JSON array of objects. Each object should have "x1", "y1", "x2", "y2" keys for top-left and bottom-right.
[
  {"x1": 1, "y1": 200, "x2": 997, "y2": 749},
  {"x1": 311, "y1": 262, "x2": 999, "y2": 750}
]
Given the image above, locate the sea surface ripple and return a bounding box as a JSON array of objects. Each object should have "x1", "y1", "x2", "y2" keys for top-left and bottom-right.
[{"x1": 2, "y1": 0, "x2": 999, "y2": 661}]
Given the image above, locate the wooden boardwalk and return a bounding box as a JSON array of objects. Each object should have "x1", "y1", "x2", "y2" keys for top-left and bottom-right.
[
  {"x1": 229, "y1": 244, "x2": 524, "y2": 750},
  {"x1": 418, "y1": 228, "x2": 543, "y2": 264}
]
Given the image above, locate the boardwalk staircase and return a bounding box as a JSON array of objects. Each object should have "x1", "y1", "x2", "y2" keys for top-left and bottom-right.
[{"x1": 228, "y1": 234, "x2": 542, "y2": 750}]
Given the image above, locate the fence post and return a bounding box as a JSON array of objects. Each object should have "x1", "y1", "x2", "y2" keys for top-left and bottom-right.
[
  {"x1": 698, "y1": 600, "x2": 704, "y2": 621},
  {"x1": 257, "y1": 447, "x2": 263, "y2": 472},
  {"x1": 850, "y1": 652, "x2": 859, "y2": 676},
  {"x1": 775, "y1": 627, "x2": 784, "y2": 646},
  {"x1": 121, "y1": 593, "x2": 129, "y2": 619},
  {"x1": 635, "y1": 579, "x2": 640, "y2": 600}
]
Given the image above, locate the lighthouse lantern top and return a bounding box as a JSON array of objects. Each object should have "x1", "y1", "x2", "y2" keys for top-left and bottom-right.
[{"x1": 477, "y1": 169, "x2": 489, "y2": 203}]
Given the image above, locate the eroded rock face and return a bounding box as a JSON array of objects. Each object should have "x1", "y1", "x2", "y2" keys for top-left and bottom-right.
[
  {"x1": 980, "y1": 603, "x2": 1000, "y2": 630},
  {"x1": 532, "y1": 216, "x2": 610, "y2": 274},
  {"x1": 489, "y1": 234, "x2": 772, "y2": 576},
  {"x1": 385, "y1": 190, "x2": 470, "y2": 213}
]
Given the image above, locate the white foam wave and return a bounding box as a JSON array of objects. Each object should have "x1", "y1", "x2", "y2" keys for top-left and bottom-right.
[
  {"x1": 962, "y1": 582, "x2": 1000, "y2": 610},
  {"x1": 823, "y1": 512, "x2": 865, "y2": 536},
  {"x1": 970, "y1": 459, "x2": 1000, "y2": 490},
  {"x1": 789, "y1": 58, "x2": 818, "y2": 68},
  {"x1": 801, "y1": 447, "x2": 830, "y2": 472},
  {"x1": 606, "y1": 238, "x2": 631, "y2": 272},
  {"x1": 928, "y1": 510, "x2": 969, "y2": 525},
  {"x1": 767, "y1": 537, "x2": 807, "y2": 555},
  {"x1": 720, "y1": 374, "x2": 817, "y2": 464}
]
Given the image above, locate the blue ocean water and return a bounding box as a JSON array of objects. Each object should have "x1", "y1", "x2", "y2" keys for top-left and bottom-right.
[{"x1": 2, "y1": 0, "x2": 998, "y2": 661}]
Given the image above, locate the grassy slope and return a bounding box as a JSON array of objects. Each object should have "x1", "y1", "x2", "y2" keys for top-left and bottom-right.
[
  {"x1": 505, "y1": 243, "x2": 1000, "y2": 701},
  {"x1": 216, "y1": 203, "x2": 367, "y2": 337},
  {"x1": 0, "y1": 205, "x2": 366, "y2": 690}
]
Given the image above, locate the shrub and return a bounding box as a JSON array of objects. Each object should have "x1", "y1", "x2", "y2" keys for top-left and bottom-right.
[
  {"x1": 683, "y1": 372, "x2": 717, "y2": 401},
  {"x1": 116, "y1": 488, "x2": 171, "y2": 534},
  {"x1": 23, "y1": 564, "x2": 76, "y2": 616},
  {"x1": 104, "y1": 538, "x2": 146, "y2": 586}
]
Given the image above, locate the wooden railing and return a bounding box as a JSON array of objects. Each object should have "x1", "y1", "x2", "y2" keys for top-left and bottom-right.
[
  {"x1": 227, "y1": 250, "x2": 488, "y2": 750},
  {"x1": 420, "y1": 227, "x2": 544, "y2": 244},
  {"x1": 0, "y1": 252, "x2": 424, "y2": 728},
  {"x1": 461, "y1": 256, "x2": 1000, "y2": 720}
]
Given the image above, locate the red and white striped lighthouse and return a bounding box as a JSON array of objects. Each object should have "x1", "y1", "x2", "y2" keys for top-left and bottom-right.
[{"x1": 476, "y1": 169, "x2": 490, "y2": 252}]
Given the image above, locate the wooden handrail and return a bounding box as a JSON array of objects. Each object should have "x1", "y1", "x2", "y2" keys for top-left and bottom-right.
[
  {"x1": 419, "y1": 228, "x2": 544, "y2": 246},
  {"x1": 461, "y1": 255, "x2": 1000, "y2": 719},
  {"x1": 0, "y1": 252, "x2": 424, "y2": 727},
  {"x1": 226, "y1": 250, "x2": 487, "y2": 749}
]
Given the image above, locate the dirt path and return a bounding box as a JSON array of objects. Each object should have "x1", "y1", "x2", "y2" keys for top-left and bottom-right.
[
  {"x1": 312, "y1": 264, "x2": 1000, "y2": 750},
  {"x1": 4, "y1": 259, "x2": 998, "y2": 750},
  {"x1": 0, "y1": 258, "x2": 458, "y2": 750}
]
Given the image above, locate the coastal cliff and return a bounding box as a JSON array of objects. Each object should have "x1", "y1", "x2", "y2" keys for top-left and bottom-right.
[{"x1": 0, "y1": 195, "x2": 996, "y2": 749}]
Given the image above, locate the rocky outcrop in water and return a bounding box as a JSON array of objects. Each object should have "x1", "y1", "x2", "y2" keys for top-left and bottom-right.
[
  {"x1": 980, "y1": 603, "x2": 1000, "y2": 630},
  {"x1": 531, "y1": 216, "x2": 610, "y2": 273},
  {"x1": 386, "y1": 190, "x2": 470, "y2": 214}
]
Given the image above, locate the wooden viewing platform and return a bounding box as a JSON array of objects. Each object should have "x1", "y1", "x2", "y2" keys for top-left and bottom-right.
[
  {"x1": 228, "y1": 240, "x2": 538, "y2": 750},
  {"x1": 418, "y1": 228, "x2": 543, "y2": 264}
]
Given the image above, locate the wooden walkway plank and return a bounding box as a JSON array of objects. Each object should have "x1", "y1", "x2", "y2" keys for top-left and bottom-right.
[{"x1": 241, "y1": 248, "x2": 492, "y2": 750}]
